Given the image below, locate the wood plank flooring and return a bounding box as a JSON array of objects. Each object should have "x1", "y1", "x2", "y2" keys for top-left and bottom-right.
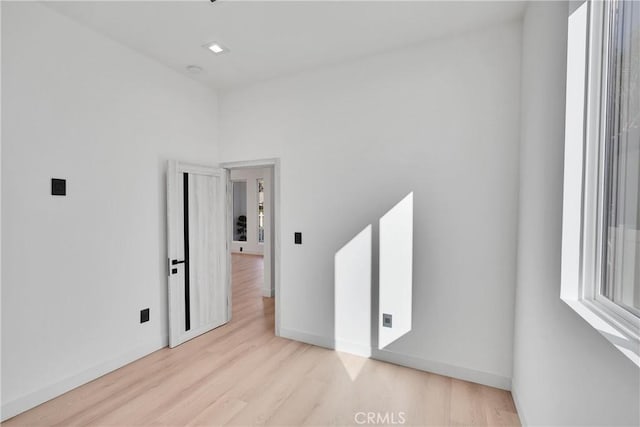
[{"x1": 3, "y1": 254, "x2": 520, "y2": 426}]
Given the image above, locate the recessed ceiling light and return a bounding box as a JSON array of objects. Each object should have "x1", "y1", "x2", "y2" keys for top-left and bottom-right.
[
  {"x1": 186, "y1": 65, "x2": 203, "y2": 74},
  {"x1": 204, "y1": 42, "x2": 228, "y2": 55}
]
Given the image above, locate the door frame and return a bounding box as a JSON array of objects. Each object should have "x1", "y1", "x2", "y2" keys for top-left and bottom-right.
[
  {"x1": 221, "y1": 158, "x2": 281, "y2": 336},
  {"x1": 167, "y1": 160, "x2": 232, "y2": 347}
]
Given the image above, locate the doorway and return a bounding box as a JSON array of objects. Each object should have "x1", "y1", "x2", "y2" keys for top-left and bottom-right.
[{"x1": 223, "y1": 159, "x2": 280, "y2": 335}]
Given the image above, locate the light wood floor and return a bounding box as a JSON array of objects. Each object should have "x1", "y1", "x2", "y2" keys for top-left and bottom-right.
[{"x1": 3, "y1": 254, "x2": 520, "y2": 426}]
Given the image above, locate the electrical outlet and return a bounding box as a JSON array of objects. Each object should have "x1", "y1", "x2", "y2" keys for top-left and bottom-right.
[
  {"x1": 294, "y1": 232, "x2": 302, "y2": 244},
  {"x1": 140, "y1": 308, "x2": 150, "y2": 323},
  {"x1": 383, "y1": 313, "x2": 392, "y2": 328}
]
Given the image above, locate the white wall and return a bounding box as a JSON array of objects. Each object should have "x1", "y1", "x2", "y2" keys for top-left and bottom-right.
[
  {"x1": 219, "y1": 20, "x2": 522, "y2": 388},
  {"x1": 1, "y1": 3, "x2": 218, "y2": 419},
  {"x1": 512, "y1": 2, "x2": 640, "y2": 425}
]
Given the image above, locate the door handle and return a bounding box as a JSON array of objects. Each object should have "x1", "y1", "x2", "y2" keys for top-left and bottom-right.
[{"x1": 168, "y1": 259, "x2": 186, "y2": 276}]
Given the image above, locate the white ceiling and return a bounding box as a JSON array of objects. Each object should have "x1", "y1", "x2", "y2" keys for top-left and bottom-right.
[{"x1": 45, "y1": 1, "x2": 526, "y2": 90}]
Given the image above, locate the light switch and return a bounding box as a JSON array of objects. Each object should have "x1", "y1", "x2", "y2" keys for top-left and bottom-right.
[{"x1": 51, "y1": 178, "x2": 66, "y2": 196}]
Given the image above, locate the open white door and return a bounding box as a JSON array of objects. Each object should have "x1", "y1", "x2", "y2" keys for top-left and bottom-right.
[{"x1": 167, "y1": 161, "x2": 231, "y2": 348}]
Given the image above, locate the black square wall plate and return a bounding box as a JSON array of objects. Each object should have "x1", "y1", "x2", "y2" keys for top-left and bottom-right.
[{"x1": 51, "y1": 178, "x2": 66, "y2": 196}]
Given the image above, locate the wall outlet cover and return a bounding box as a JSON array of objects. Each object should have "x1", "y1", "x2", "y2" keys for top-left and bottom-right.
[
  {"x1": 140, "y1": 308, "x2": 150, "y2": 323},
  {"x1": 383, "y1": 313, "x2": 393, "y2": 328}
]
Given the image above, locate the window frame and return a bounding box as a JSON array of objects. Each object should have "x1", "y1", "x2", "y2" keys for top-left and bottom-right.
[
  {"x1": 561, "y1": 0, "x2": 640, "y2": 367},
  {"x1": 257, "y1": 178, "x2": 265, "y2": 245},
  {"x1": 231, "y1": 179, "x2": 248, "y2": 243}
]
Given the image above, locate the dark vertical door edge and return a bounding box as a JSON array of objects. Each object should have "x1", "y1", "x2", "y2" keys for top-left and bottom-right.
[{"x1": 183, "y1": 172, "x2": 191, "y2": 331}]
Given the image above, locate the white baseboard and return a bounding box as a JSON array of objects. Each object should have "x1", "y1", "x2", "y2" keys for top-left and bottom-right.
[
  {"x1": 510, "y1": 383, "x2": 528, "y2": 426},
  {"x1": 279, "y1": 327, "x2": 511, "y2": 390},
  {"x1": 372, "y1": 348, "x2": 511, "y2": 390},
  {"x1": 231, "y1": 250, "x2": 263, "y2": 256},
  {"x1": 1, "y1": 335, "x2": 168, "y2": 422},
  {"x1": 279, "y1": 327, "x2": 334, "y2": 349},
  {"x1": 262, "y1": 288, "x2": 274, "y2": 298},
  {"x1": 278, "y1": 328, "x2": 370, "y2": 357},
  {"x1": 334, "y1": 339, "x2": 372, "y2": 358}
]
